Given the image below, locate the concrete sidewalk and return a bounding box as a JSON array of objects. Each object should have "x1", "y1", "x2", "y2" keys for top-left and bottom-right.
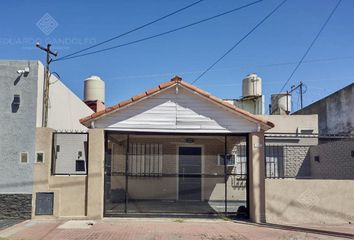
[{"x1": 0, "y1": 218, "x2": 353, "y2": 240}]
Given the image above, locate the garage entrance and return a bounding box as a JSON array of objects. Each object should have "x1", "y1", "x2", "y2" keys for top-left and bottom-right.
[{"x1": 103, "y1": 132, "x2": 249, "y2": 218}]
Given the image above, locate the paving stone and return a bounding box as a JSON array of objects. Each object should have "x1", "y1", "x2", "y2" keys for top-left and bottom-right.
[{"x1": 1, "y1": 219, "x2": 352, "y2": 240}]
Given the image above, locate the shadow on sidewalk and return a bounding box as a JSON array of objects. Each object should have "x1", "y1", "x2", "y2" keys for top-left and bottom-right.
[
  {"x1": 234, "y1": 221, "x2": 354, "y2": 239},
  {"x1": 0, "y1": 220, "x2": 23, "y2": 231}
]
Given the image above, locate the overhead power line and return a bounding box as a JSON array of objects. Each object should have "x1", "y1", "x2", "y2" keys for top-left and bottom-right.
[
  {"x1": 53, "y1": 0, "x2": 265, "y2": 62},
  {"x1": 279, "y1": 0, "x2": 342, "y2": 92},
  {"x1": 107, "y1": 55, "x2": 354, "y2": 80},
  {"x1": 192, "y1": 0, "x2": 288, "y2": 84},
  {"x1": 55, "y1": 0, "x2": 206, "y2": 61}
]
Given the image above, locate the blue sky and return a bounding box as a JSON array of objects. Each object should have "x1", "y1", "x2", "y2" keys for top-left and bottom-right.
[{"x1": 1, "y1": 0, "x2": 353, "y2": 112}]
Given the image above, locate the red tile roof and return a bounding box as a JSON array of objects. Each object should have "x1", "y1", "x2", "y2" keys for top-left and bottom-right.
[{"x1": 80, "y1": 76, "x2": 274, "y2": 129}]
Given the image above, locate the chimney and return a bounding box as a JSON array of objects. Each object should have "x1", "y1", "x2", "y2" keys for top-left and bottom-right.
[
  {"x1": 84, "y1": 100, "x2": 105, "y2": 112},
  {"x1": 84, "y1": 75, "x2": 105, "y2": 112}
]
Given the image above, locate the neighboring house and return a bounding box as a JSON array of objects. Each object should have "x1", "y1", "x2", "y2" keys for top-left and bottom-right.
[
  {"x1": 262, "y1": 100, "x2": 353, "y2": 180},
  {"x1": 293, "y1": 82, "x2": 354, "y2": 135},
  {"x1": 221, "y1": 73, "x2": 320, "y2": 179},
  {"x1": 264, "y1": 85, "x2": 354, "y2": 225},
  {"x1": 0, "y1": 60, "x2": 93, "y2": 219},
  {"x1": 263, "y1": 114, "x2": 354, "y2": 180},
  {"x1": 32, "y1": 76, "x2": 273, "y2": 223},
  {"x1": 225, "y1": 74, "x2": 353, "y2": 180},
  {"x1": 284, "y1": 83, "x2": 354, "y2": 180},
  {"x1": 262, "y1": 115, "x2": 318, "y2": 178}
]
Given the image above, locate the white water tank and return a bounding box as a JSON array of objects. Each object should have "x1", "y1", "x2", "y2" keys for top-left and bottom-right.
[
  {"x1": 84, "y1": 75, "x2": 105, "y2": 103},
  {"x1": 271, "y1": 93, "x2": 291, "y2": 115},
  {"x1": 242, "y1": 73, "x2": 262, "y2": 97}
]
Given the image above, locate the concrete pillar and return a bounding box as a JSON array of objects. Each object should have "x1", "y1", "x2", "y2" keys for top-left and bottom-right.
[
  {"x1": 32, "y1": 127, "x2": 57, "y2": 219},
  {"x1": 248, "y1": 131, "x2": 266, "y2": 223},
  {"x1": 87, "y1": 129, "x2": 105, "y2": 219}
]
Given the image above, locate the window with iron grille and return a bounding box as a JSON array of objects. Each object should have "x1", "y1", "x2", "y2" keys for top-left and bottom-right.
[
  {"x1": 128, "y1": 143, "x2": 162, "y2": 176},
  {"x1": 265, "y1": 145, "x2": 283, "y2": 178},
  {"x1": 234, "y1": 144, "x2": 247, "y2": 176}
]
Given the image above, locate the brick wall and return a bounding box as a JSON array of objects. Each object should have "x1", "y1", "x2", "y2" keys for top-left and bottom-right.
[
  {"x1": 265, "y1": 145, "x2": 311, "y2": 178},
  {"x1": 284, "y1": 146, "x2": 311, "y2": 178}
]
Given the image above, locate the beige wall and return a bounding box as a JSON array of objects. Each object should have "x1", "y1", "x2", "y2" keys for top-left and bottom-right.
[
  {"x1": 266, "y1": 179, "x2": 354, "y2": 224},
  {"x1": 33, "y1": 128, "x2": 105, "y2": 219},
  {"x1": 263, "y1": 115, "x2": 318, "y2": 134},
  {"x1": 33, "y1": 128, "x2": 87, "y2": 218},
  {"x1": 87, "y1": 129, "x2": 105, "y2": 219},
  {"x1": 248, "y1": 132, "x2": 266, "y2": 223},
  {"x1": 49, "y1": 176, "x2": 87, "y2": 217},
  {"x1": 263, "y1": 115, "x2": 318, "y2": 146}
]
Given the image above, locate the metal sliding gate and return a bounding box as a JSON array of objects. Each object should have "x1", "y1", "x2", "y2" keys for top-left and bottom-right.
[{"x1": 104, "y1": 132, "x2": 249, "y2": 218}]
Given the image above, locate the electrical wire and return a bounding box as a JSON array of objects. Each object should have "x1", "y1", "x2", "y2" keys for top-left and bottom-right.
[
  {"x1": 106, "y1": 56, "x2": 354, "y2": 80},
  {"x1": 55, "y1": 0, "x2": 206, "y2": 61},
  {"x1": 279, "y1": 0, "x2": 342, "y2": 92},
  {"x1": 53, "y1": 0, "x2": 265, "y2": 62},
  {"x1": 192, "y1": 0, "x2": 288, "y2": 84}
]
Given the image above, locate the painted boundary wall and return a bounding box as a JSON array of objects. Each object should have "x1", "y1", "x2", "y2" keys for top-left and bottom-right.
[
  {"x1": 310, "y1": 139, "x2": 354, "y2": 179},
  {"x1": 265, "y1": 179, "x2": 354, "y2": 224}
]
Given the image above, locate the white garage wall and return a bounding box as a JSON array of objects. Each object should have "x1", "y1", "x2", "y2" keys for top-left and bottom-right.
[{"x1": 95, "y1": 85, "x2": 258, "y2": 133}]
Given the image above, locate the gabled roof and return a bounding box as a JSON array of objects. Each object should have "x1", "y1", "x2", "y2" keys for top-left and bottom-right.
[{"x1": 80, "y1": 76, "x2": 274, "y2": 129}]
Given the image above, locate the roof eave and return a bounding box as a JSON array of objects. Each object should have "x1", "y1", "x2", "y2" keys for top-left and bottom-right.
[{"x1": 80, "y1": 77, "x2": 275, "y2": 131}]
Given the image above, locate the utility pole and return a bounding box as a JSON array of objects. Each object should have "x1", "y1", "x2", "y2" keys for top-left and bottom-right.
[
  {"x1": 290, "y1": 81, "x2": 304, "y2": 109},
  {"x1": 36, "y1": 43, "x2": 57, "y2": 127},
  {"x1": 300, "y1": 81, "x2": 303, "y2": 109}
]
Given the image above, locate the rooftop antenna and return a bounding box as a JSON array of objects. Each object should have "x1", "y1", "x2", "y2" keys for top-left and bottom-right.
[{"x1": 36, "y1": 43, "x2": 57, "y2": 127}]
